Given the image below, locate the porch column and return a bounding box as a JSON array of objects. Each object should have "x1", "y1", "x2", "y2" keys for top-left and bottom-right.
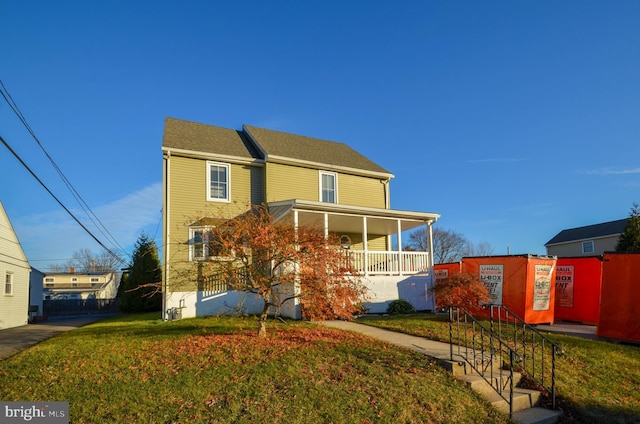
[
  {"x1": 323, "y1": 213, "x2": 329, "y2": 239},
  {"x1": 426, "y1": 220, "x2": 436, "y2": 310},
  {"x1": 397, "y1": 219, "x2": 403, "y2": 276},
  {"x1": 427, "y1": 221, "x2": 434, "y2": 269},
  {"x1": 362, "y1": 217, "x2": 368, "y2": 276},
  {"x1": 291, "y1": 209, "x2": 301, "y2": 318}
]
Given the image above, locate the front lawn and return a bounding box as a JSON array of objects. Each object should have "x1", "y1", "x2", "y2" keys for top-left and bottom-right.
[
  {"x1": 0, "y1": 313, "x2": 510, "y2": 424},
  {"x1": 357, "y1": 313, "x2": 640, "y2": 423}
]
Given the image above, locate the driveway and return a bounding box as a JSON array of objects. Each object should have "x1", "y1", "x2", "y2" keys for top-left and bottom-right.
[{"x1": 0, "y1": 315, "x2": 112, "y2": 360}]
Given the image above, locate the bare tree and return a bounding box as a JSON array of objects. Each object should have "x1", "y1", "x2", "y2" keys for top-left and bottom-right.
[
  {"x1": 406, "y1": 228, "x2": 494, "y2": 263},
  {"x1": 463, "y1": 240, "x2": 495, "y2": 257},
  {"x1": 406, "y1": 227, "x2": 468, "y2": 264},
  {"x1": 51, "y1": 248, "x2": 121, "y2": 273}
]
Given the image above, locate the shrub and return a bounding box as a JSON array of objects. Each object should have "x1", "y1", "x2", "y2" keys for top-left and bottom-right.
[
  {"x1": 387, "y1": 299, "x2": 416, "y2": 314},
  {"x1": 430, "y1": 272, "x2": 489, "y2": 314}
]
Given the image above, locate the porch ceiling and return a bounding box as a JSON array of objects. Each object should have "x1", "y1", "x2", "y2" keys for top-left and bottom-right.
[{"x1": 268, "y1": 199, "x2": 439, "y2": 235}]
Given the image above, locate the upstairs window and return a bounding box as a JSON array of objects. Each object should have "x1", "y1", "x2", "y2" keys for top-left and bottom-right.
[
  {"x1": 320, "y1": 171, "x2": 337, "y2": 203},
  {"x1": 582, "y1": 240, "x2": 594, "y2": 254},
  {"x1": 5, "y1": 272, "x2": 13, "y2": 295},
  {"x1": 207, "y1": 162, "x2": 230, "y2": 202}
]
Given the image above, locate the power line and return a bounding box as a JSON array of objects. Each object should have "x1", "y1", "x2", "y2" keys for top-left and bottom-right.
[
  {"x1": 0, "y1": 134, "x2": 127, "y2": 266},
  {"x1": 0, "y1": 80, "x2": 129, "y2": 260}
]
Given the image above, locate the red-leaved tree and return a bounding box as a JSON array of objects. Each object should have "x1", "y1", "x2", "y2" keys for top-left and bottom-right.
[
  {"x1": 201, "y1": 205, "x2": 367, "y2": 337},
  {"x1": 431, "y1": 272, "x2": 490, "y2": 314}
]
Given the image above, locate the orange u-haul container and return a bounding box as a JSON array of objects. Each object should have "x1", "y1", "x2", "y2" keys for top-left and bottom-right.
[
  {"x1": 434, "y1": 262, "x2": 462, "y2": 283},
  {"x1": 597, "y1": 253, "x2": 640, "y2": 343},
  {"x1": 554, "y1": 256, "x2": 603, "y2": 325},
  {"x1": 462, "y1": 255, "x2": 557, "y2": 324},
  {"x1": 433, "y1": 262, "x2": 462, "y2": 309}
]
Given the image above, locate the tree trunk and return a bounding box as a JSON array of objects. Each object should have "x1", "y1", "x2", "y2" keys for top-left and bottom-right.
[
  {"x1": 258, "y1": 302, "x2": 270, "y2": 338},
  {"x1": 257, "y1": 319, "x2": 267, "y2": 338}
]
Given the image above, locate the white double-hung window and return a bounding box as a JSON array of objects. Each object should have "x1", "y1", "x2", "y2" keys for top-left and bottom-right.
[
  {"x1": 582, "y1": 240, "x2": 594, "y2": 254},
  {"x1": 207, "y1": 162, "x2": 230, "y2": 202},
  {"x1": 320, "y1": 171, "x2": 337, "y2": 203},
  {"x1": 5, "y1": 272, "x2": 13, "y2": 295}
]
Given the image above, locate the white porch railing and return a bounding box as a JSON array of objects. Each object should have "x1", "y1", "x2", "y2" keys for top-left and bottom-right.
[{"x1": 343, "y1": 250, "x2": 430, "y2": 276}]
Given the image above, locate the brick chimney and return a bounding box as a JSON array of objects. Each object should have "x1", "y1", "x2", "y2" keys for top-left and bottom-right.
[{"x1": 70, "y1": 267, "x2": 75, "y2": 273}]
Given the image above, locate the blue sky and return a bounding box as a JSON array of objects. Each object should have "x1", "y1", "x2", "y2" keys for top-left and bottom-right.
[{"x1": 2, "y1": 1, "x2": 639, "y2": 270}]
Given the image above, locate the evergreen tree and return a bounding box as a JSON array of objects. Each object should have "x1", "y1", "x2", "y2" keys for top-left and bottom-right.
[
  {"x1": 616, "y1": 202, "x2": 640, "y2": 253},
  {"x1": 118, "y1": 233, "x2": 162, "y2": 312}
]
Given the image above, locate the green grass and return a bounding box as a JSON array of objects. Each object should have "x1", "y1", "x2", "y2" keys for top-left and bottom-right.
[
  {"x1": 357, "y1": 313, "x2": 640, "y2": 423},
  {"x1": 0, "y1": 313, "x2": 511, "y2": 424}
]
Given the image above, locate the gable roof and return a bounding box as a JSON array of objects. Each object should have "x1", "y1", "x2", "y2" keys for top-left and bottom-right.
[
  {"x1": 545, "y1": 218, "x2": 628, "y2": 246},
  {"x1": 243, "y1": 125, "x2": 392, "y2": 177},
  {"x1": 162, "y1": 117, "x2": 261, "y2": 160},
  {"x1": 0, "y1": 201, "x2": 29, "y2": 268},
  {"x1": 163, "y1": 118, "x2": 394, "y2": 178}
]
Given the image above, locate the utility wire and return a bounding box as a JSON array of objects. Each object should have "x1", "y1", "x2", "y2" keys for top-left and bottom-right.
[
  {"x1": 0, "y1": 134, "x2": 127, "y2": 266},
  {"x1": 0, "y1": 80, "x2": 129, "y2": 260}
]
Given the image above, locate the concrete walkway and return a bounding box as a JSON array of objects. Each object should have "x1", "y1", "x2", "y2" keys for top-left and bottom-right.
[
  {"x1": 321, "y1": 320, "x2": 454, "y2": 360},
  {"x1": 535, "y1": 322, "x2": 598, "y2": 339},
  {"x1": 321, "y1": 320, "x2": 598, "y2": 360},
  {"x1": 0, "y1": 315, "x2": 111, "y2": 360}
]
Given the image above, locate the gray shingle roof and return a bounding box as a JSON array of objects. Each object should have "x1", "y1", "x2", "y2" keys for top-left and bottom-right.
[
  {"x1": 162, "y1": 117, "x2": 261, "y2": 160},
  {"x1": 545, "y1": 219, "x2": 628, "y2": 246},
  {"x1": 162, "y1": 118, "x2": 393, "y2": 176},
  {"x1": 243, "y1": 125, "x2": 392, "y2": 175}
]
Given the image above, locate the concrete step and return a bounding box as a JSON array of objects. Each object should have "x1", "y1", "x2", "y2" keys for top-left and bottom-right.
[
  {"x1": 462, "y1": 372, "x2": 523, "y2": 395},
  {"x1": 441, "y1": 357, "x2": 560, "y2": 423},
  {"x1": 459, "y1": 374, "x2": 540, "y2": 412},
  {"x1": 486, "y1": 387, "x2": 541, "y2": 414}
]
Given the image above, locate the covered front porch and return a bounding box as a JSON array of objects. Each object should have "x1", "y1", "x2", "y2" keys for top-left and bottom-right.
[{"x1": 268, "y1": 199, "x2": 440, "y2": 277}]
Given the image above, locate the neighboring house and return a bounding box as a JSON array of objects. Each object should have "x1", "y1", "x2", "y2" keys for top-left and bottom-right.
[
  {"x1": 162, "y1": 117, "x2": 440, "y2": 320},
  {"x1": 545, "y1": 219, "x2": 627, "y2": 257},
  {"x1": 0, "y1": 201, "x2": 31, "y2": 330},
  {"x1": 42, "y1": 270, "x2": 118, "y2": 300}
]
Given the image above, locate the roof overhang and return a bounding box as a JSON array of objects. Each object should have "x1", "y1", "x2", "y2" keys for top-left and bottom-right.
[
  {"x1": 266, "y1": 155, "x2": 394, "y2": 180},
  {"x1": 268, "y1": 199, "x2": 440, "y2": 235},
  {"x1": 162, "y1": 146, "x2": 264, "y2": 166}
]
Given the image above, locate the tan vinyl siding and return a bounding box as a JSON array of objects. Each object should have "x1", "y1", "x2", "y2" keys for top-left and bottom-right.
[
  {"x1": 266, "y1": 162, "x2": 387, "y2": 208},
  {"x1": 338, "y1": 173, "x2": 386, "y2": 208},
  {"x1": 169, "y1": 156, "x2": 260, "y2": 220},
  {"x1": 367, "y1": 235, "x2": 388, "y2": 250},
  {"x1": 248, "y1": 166, "x2": 265, "y2": 205},
  {"x1": 333, "y1": 233, "x2": 388, "y2": 251},
  {"x1": 166, "y1": 155, "x2": 263, "y2": 291},
  {"x1": 265, "y1": 162, "x2": 317, "y2": 202}
]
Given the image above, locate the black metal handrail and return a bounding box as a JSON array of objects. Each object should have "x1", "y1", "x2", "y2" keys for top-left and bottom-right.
[
  {"x1": 448, "y1": 306, "x2": 520, "y2": 417},
  {"x1": 487, "y1": 304, "x2": 562, "y2": 409}
]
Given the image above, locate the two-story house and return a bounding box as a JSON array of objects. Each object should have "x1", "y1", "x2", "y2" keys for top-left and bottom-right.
[
  {"x1": 162, "y1": 118, "x2": 440, "y2": 320},
  {"x1": 43, "y1": 270, "x2": 118, "y2": 300},
  {"x1": 545, "y1": 219, "x2": 628, "y2": 257}
]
